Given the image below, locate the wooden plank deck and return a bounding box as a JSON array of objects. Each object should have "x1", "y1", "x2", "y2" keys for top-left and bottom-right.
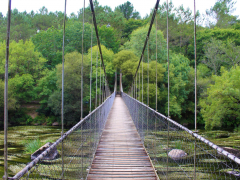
[{"x1": 87, "y1": 96, "x2": 158, "y2": 180}]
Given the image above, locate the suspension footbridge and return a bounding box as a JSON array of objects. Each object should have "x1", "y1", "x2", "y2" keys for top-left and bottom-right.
[
  {"x1": 2, "y1": 0, "x2": 240, "y2": 179},
  {"x1": 8, "y1": 90, "x2": 240, "y2": 180},
  {"x1": 88, "y1": 95, "x2": 157, "y2": 179}
]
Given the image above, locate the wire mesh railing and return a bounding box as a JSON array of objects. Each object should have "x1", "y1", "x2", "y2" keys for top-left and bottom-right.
[
  {"x1": 122, "y1": 92, "x2": 240, "y2": 180},
  {"x1": 10, "y1": 93, "x2": 115, "y2": 180}
]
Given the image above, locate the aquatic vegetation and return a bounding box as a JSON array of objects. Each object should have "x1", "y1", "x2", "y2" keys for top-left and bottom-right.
[{"x1": 24, "y1": 138, "x2": 42, "y2": 154}]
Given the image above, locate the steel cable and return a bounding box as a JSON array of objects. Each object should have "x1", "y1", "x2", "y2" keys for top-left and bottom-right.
[
  {"x1": 61, "y1": 0, "x2": 67, "y2": 178},
  {"x1": 4, "y1": 0, "x2": 12, "y2": 179}
]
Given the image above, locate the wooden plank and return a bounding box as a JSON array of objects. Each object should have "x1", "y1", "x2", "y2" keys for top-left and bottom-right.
[
  {"x1": 88, "y1": 178, "x2": 156, "y2": 180},
  {"x1": 90, "y1": 168, "x2": 154, "y2": 171},
  {"x1": 91, "y1": 165, "x2": 152, "y2": 168},
  {"x1": 87, "y1": 174, "x2": 156, "y2": 177},
  {"x1": 89, "y1": 172, "x2": 156, "y2": 175},
  {"x1": 87, "y1": 96, "x2": 158, "y2": 180}
]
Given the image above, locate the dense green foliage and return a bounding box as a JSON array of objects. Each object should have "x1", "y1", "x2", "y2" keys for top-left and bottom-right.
[
  {"x1": 200, "y1": 66, "x2": 240, "y2": 130},
  {"x1": 0, "y1": 0, "x2": 239, "y2": 130}
]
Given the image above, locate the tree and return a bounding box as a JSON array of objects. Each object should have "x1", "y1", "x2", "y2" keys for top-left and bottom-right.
[
  {"x1": 200, "y1": 66, "x2": 240, "y2": 130},
  {"x1": 113, "y1": 50, "x2": 139, "y2": 90},
  {"x1": 157, "y1": 2, "x2": 182, "y2": 53},
  {"x1": 0, "y1": 8, "x2": 66, "y2": 42},
  {"x1": 35, "y1": 69, "x2": 57, "y2": 115},
  {"x1": 0, "y1": 74, "x2": 36, "y2": 125},
  {"x1": 122, "y1": 19, "x2": 146, "y2": 41},
  {"x1": 87, "y1": 45, "x2": 115, "y2": 91},
  {"x1": 159, "y1": 53, "x2": 191, "y2": 119},
  {"x1": 156, "y1": 2, "x2": 202, "y2": 56},
  {"x1": 0, "y1": 80, "x2": 18, "y2": 127},
  {"x1": 115, "y1": 1, "x2": 141, "y2": 20},
  {"x1": 9, "y1": 74, "x2": 36, "y2": 103},
  {"x1": 8, "y1": 9, "x2": 35, "y2": 42},
  {"x1": 32, "y1": 21, "x2": 94, "y2": 69},
  {"x1": 205, "y1": 0, "x2": 238, "y2": 28},
  {"x1": 202, "y1": 38, "x2": 225, "y2": 75},
  {"x1": 77, "y1": 1, "x2": 125, "y2": 40},
  {"x1": 48, "y1": 51, "x2": 89, "y2": 126},
  {"x1": 0, "y1": 12, "x2": 6, "y2": 41},
  {"x1": 187, "y1": 28, "x2": 240, "y2": 63},
  {"x1": 32, "y1": 7, "x2": 66, "y2": 31},
  {"x1": 202, "y1": 38, "x2": 240, "y2": 75},
  {"x1": 122, "y1": 24, "x2": 167, "y2": 63},
  {"x1": 99, "y1": 25, "x2": 120, "y2": 53},
  {"x1": 0, "y1": 40, "x2": 47, "y2": 80},
  {"x1": 113, "y1": 50, "x2": 138, "y2": 69},
  {"x1": 114, "y1": 49, "x2": 166, "y2": 102},
  {"x1": 174, "y1": 5, "x2": 198, "y2": 54},
  {"x1": 0, "y1": 80, "x2": 18, "y2": 110},
  {"x1": 32, "y1": 27, "x2": 62, "y2": 69}
]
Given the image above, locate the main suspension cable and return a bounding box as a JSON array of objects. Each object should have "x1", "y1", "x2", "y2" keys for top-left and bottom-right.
[
  {"x1": 89, "y1": 0, "x2": 110, "y2": 92},
  {"x1": 131, "y1": 0, "x2": 160, "y2": 89}
]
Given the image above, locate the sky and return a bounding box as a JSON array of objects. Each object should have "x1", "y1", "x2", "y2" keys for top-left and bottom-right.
[{"x1": 1, "y1": 0, "x2": 240, "y2": 19}]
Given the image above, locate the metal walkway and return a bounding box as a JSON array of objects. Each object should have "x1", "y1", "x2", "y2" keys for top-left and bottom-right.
[{"x1": 87, "y1": 96, "x2": 158, "y2": 180}]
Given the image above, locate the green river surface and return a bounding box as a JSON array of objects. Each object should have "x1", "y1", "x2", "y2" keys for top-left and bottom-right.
[
  {"x1": 0, "y1": 126, "x2": 239, "y2": 178},
  {"x1": 0, "y1": 126, "x2": 62, "y2": 178}
]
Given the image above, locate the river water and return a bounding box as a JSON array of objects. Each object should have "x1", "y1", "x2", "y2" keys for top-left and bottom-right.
[{"x1": 0, "y1": 126, "x2": 62, "y2": 178}]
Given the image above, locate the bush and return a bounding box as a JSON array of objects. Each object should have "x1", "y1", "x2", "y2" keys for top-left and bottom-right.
[
  {"x1": 9, "y1": 109, "x2": 33, "y2": 125},
  {"x1": 234, "y1": 126, "x2": 240, "y2": 132},
  {"x1": 46, "y1": 116, "x2": 58, "y2": 125},
  {"x1": 34, "y1": 115, "x2": 46, "y2": 124}
]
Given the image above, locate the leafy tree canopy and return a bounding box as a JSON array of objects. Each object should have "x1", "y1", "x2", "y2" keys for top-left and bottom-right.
[
  {"x1": 201, "y1": 38, "x2": 240, "y2": 75},
  {"x1": 115, "y1": 1, "x2": 141, "y2": 20},
  {"x1": 99, "y1": 25, "x2": 120, "y2": 53},
  {"x1": 48, "y1": 51, "x2": 89, "y2": 125},
  {"x1": 122, "y1": 24, "x2": 167, "y2": 63},
  {"x1": 205, "y1": 0, "x2": 238, "y2": 28},
  {"x1": 0, "y1": 40, "x2": 46, "y2": 79},
  {"x1": 200, "y1": 66, "x2": 240, "y2": 130},
  {"x1": 160, "y1": 53, "x2": 191, "y2": 119},
  {"x1": 187, "y1": 28, "x2": 240, "y2": 62}
]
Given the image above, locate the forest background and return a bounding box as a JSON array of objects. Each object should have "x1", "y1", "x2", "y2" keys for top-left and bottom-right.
[{"x1": 0, "y1": 0, "x2": 240, "y2": 131}]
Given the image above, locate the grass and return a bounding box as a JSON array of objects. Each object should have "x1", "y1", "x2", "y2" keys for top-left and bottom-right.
[
  {"x1": 24, "y1": 138, "x2": 43, "y2": 154},
  {"x1": 174, "y1": 140, "x2": 182, "y2": 149},
  {"x1": 24, "y1": 137, "x2": 56, "y2": 154}
]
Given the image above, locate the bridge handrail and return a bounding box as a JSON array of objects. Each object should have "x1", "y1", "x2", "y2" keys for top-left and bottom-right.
[
  {"x1": 122, "y1": 92, "x2": 240, "y2": 165},
  {"x1": 12, "y1": 92, "x2": 115, "y2": 180}
]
